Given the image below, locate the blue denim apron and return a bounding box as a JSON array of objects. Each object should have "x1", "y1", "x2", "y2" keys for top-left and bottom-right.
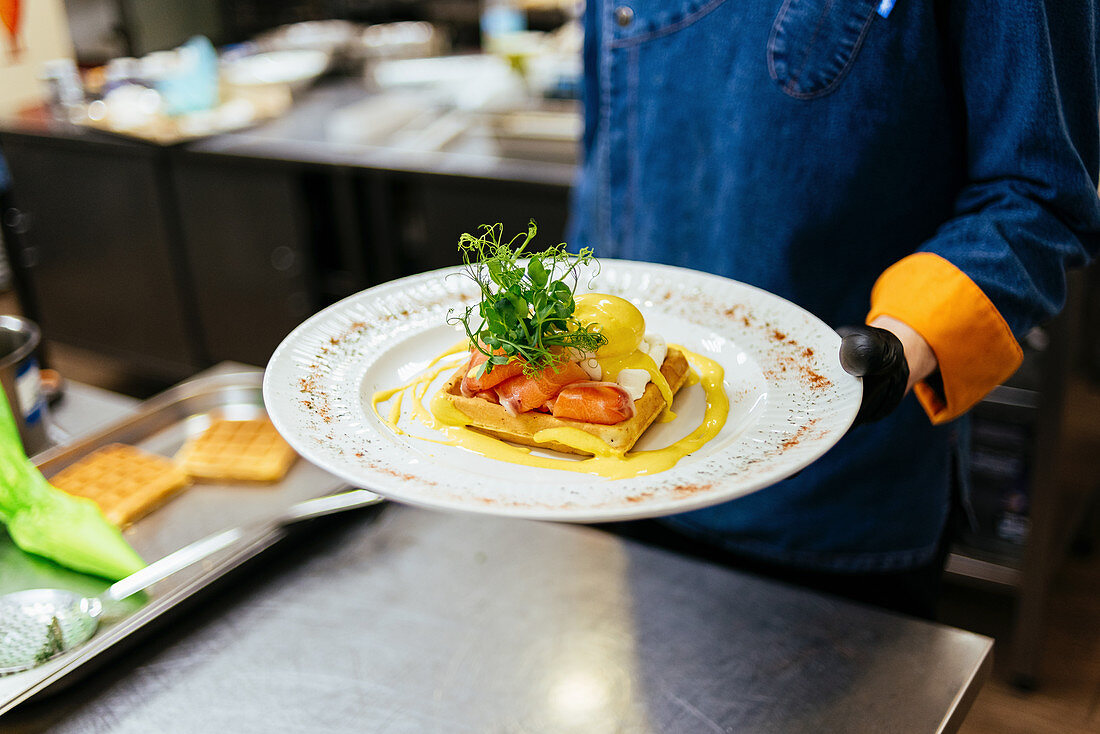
[{"x1": 570, "y1": 0, "x2": 1100, "y2": 571}]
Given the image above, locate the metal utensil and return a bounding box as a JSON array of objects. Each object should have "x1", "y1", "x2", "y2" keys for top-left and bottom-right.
[{"x1": 0, "y1": 489, "x2": 384, "y2": 675}]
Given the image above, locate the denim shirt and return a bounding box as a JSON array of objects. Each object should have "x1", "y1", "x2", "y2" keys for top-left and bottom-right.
[{"x1": 569, "y1": 0, "x2": 1100, "y2": 571}]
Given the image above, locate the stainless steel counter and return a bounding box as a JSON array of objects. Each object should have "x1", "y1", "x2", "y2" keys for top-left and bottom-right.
[
  {"x1": 3, "y1": 378, "x2": 992, "y2": 733},
  {"x1": 183, "y1": 80, "x2": 579, "y2": 187},
  {"x1": 0, "y1": 80, "x2": 578, "y2": 188}
]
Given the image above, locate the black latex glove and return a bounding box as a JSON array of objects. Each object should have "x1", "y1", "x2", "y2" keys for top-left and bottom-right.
[{"x1": 837, "y1": 325, "x2": 909, "y2": 425}]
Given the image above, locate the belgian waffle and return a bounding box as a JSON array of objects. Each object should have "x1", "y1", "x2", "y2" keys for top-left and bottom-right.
[
  {"x1": 175, "y1": 418, "x2": 296, "y2": 482},
  {"x1": 50, "y1": 444, "x2": 190, "y2": 527},
  {"x1": 437, "y1": 347, "x2": 691, "y2": 455}
]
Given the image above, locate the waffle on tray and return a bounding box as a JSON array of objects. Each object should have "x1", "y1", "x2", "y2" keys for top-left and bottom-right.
[
  {"x1": 174, "y1": 418, "x2": 297, "y2": 482},
  {"x1": 50, "y1": 443, "x2": 190, "y2": 527},
  {"x1": 438, "y1": 347, "x2": 691, "y2": 455}
]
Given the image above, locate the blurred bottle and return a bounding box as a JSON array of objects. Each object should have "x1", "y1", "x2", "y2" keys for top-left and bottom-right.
[
  {"x1": 480, "y1": 0, "x2": 526, "y2": 54},
  {"x1": 39, "y1": 58, "x2": 85, "y2": 120}
]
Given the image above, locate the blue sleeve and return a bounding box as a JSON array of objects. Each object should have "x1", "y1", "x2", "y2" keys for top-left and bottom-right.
[{"x1": 919, "y1": 0, "x2": 1100, "y2": 336}]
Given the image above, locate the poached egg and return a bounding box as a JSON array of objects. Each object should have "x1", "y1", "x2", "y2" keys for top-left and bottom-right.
[{"x1": 572, "y1": 293, "x2": 676, "y2": 420}]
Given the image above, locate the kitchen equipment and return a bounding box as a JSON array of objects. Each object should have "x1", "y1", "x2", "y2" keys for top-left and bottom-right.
[
  {"x1": 221, "y1": 49, "x2": 330, "y2": 92},
  {"x1": 255, "y1": 20, "x2": 361, "y2": 56},
  {"x1": 0, "y1": 488, "x2": 382, "y2": 675},
  {"x1": 0, "y1": 315, "x2": 48, "y2": 456},
  {"x1": 358, "y1": 21, "x2": 444, "y2": 66},
  {"x1": 488, "y1": 106, "x2": 580, "y2": 162},
  {"x1": 0, "y1": 369, "x2": 365, "y2": 715}
]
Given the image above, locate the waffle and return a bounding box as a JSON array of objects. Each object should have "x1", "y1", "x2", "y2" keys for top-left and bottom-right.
[
  {"x1": 437, "y1": 347, "x2": 691, "y2": 456},
  {"x1": 50, "y1": 444, "x2": 190, "y2": 527},
  {"x1": 174, "y1": 418, "x2": 296, "y2": 482}
]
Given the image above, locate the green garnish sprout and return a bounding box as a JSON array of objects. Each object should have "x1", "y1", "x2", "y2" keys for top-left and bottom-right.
[{"x1": 448, "y1": 221, "x2": 607, "y2": 376}]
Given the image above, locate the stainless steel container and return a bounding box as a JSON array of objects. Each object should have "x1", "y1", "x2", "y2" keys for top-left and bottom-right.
[{"x1": 0, "y1": 315, "x2": 49, "y2": 455}]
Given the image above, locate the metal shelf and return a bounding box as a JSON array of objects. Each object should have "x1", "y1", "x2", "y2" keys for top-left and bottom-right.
[{"x1": 946, "y1": 550, "x2": 1022, "y2": 590}]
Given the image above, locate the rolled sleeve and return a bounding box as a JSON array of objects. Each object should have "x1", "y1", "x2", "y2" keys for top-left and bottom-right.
[{"x1": 868, "y1": 253, "x2": 1023, "y2": 423}]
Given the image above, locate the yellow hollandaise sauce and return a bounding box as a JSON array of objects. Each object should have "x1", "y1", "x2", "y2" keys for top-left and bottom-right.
[
  {"x1": 595, "y1": 350, "x2": 675, "y2": 422},
  {"x1": 370, "y1": 341, "x2": 729, "y2": 481}
]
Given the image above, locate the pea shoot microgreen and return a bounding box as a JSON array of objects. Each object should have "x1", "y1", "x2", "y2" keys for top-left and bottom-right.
[{"x1": 448, "y1": 221, "x2": 607, "y2": 376}]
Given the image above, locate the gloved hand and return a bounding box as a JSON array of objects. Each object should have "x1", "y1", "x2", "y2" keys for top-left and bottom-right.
[{"x1": 837, "y1": 325, "x2": 909, "y2": 425}]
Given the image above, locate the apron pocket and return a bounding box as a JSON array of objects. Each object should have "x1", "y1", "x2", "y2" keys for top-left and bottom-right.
[{"x1": 767, "y1": 0, "x2": 879, "y2": 99}]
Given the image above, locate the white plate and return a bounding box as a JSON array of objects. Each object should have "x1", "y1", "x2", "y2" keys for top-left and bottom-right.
[
  {"x1": 263, "y1": 260, "x2": 861, "y2": 522},
  {"x1": 222, "y1": 50, "x2": 330, "y2": 87}
]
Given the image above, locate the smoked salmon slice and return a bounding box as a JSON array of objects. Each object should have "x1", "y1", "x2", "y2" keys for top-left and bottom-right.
[
  {"x1": 551, "y1": 382, "x2": 636, "y2": 424},
  {"x1": 460, "y1": 347, "x2": 525, "y2": 397},
  {"x1": 476, "y1": 390, "x2": 500, "y2": 404},
  {"x1": 495, "y1": 361, "x2": 588, "y2": 415}
]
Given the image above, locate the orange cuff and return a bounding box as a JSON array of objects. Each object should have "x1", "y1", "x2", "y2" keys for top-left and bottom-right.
[{"x1": 867, "y1": 253, "x2": 1023, "y2": 424}]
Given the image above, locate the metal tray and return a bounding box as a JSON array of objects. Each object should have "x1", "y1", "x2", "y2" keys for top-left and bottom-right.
[{"x1": 0, "y1": 370, "x2": 355, "y2": 715}]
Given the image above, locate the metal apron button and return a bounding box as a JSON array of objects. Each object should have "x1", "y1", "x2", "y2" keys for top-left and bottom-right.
[{"x1": 615, "y1": 6, "x2": 634, "y2": 26}]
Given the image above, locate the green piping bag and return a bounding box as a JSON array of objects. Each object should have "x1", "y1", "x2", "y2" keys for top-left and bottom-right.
[{"x1": 0, "y1": 390, "x2": 145, "y2": 580}]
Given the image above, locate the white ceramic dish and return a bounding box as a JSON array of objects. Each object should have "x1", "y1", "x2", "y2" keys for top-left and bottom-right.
[
  {"x1": 263, "y1": 260, "x2": 862, "y2": 522},
  {"x1": 222, "y1": 50, "x2": 330, "y2": 89}
]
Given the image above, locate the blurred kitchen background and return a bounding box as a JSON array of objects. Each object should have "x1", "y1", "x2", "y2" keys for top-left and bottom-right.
[
  {"x1": 0, "y1": 0, "x2": 580, "y2": 380},
  {"x1": 0, "y1": 2, "x2": 1099, "y2": 731}
]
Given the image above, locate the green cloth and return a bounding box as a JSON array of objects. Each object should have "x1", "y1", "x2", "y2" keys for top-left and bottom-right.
[{"x1": 0, "y1": 391, "x2": 145, "y2": 580}]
